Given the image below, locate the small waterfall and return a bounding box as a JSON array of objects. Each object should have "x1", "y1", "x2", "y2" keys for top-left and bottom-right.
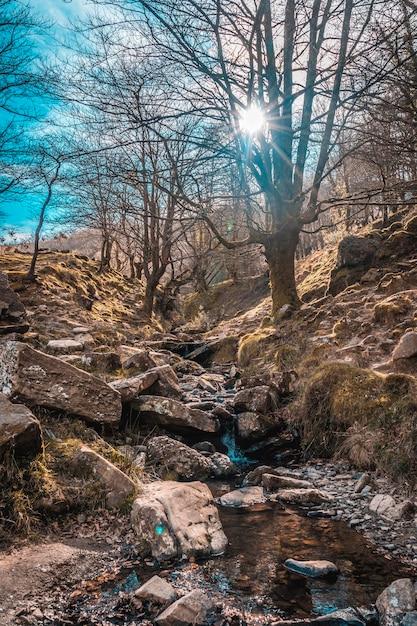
[{"x1": 220, "y1": 417, "x2": 252, "y2": 466}]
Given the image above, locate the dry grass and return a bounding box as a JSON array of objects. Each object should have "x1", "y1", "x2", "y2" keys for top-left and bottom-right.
[
  {"x1": 0, "y1": 412, "x2": 145, "y2": 540},
  {"x1": 296, "y1": 362, "x2": 417, "y2": 483}
]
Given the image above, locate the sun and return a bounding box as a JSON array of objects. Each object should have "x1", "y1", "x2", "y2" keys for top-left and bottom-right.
[{"x1": 239, "y1": 105, "x2": 265, "y2": 134}]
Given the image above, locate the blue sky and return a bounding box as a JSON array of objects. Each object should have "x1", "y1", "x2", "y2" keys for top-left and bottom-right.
[{"x1": 0, "y1": 0, "x2": 91, "y2": 239}]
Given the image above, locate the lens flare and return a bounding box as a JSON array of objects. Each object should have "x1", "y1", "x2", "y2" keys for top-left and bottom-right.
[{"x1": 239, "y1": 106, "x2": 265, "y2": 134}]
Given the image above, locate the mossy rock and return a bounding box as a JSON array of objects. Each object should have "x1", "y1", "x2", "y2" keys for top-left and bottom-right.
[
  {"x1": 297, "y1": 362, "x2": 417, "y2": 482},
  {"x1": 237, "y1": 330, "x2": 274, "y2": 368},
  {"x1": 376, "y1": 230, "x2": 417, "y2": 261},
  {"x1": 373, "y1": 294, "x2": 413, "y2": 324},
  {"x1": 327, "y1": 267, "x2": 366, "y2": 297},
  {"x1": 274, "y1": 344, "x2": 300, "y2": 369}
]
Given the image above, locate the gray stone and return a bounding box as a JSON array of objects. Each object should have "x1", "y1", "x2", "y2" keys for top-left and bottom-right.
[
  {"x1": 46, "y1": 339, "x2": 83, "y2": 354},
  {"x1": 131, "y1": 481, "x2": 227, "y2": 561},
  {"x1": 0, "y1": 341, "x2": 121, "y2": 427},
  {"x1": 134, "y1": 575, "x2": 177, "y2": 604},
  {"x1": 369, "y1": 494, "x2": 414, "y2": 521},
  {"x1": 110, "y1": 371, "x2": 160, "y2": 403},
  {"x1": 262, "y1": 473, "x2": 312, "y2": 491},
  {"x1": 376, "y1": 579, "x2": 415, "y2": 626},
  {"x1": 132, "y1": 396, "x2": 219, "y2": 434},
  {"x1": 71, "y1": 445, "x2": 137, "y2": 508},
  {"x1": 353, "y1": 472, "x2": 372, "y2": 493},
  {"x1": 392, "y1": 332, "x2": 417, "y2": 360},
  {"x1": 284, "y1": 558, "x2": 339, "y2": 579},
  {"x1": 209, "y1": 452, "x2": 238, "y2": 477},
  {"x1": 218, "y1": 486, "x2": 267, "y2": 508},
  {"x1": 233, "y1": 385, "x2": 276, "y2": 415},
  {"x1": 147, "y1": 436, "x2": 212, "y2": 481},
  {"x1": 274, "y1": 488, "x2": 333, "y2": 505},
  {"x1": 236, "y1": 411, "x2": 276, "y2": 440},
  {"x1": 0, "y1": 392, "x2": 42, "y2": 459},
  {"x1": 155, "y1": 589, "x2": 215, "y2": 626}
]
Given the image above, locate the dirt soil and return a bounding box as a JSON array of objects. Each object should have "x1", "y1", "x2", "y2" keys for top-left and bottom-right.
[{"x1": 0, "y1": 511, "x2": 142, "y2": 625}]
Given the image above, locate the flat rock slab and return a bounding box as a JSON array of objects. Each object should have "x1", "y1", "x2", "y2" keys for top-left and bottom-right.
[
  {"x1": 284, "y1": 558, "x2": 339, "y2": 579},
  {"x1": 274, "y1": 488, "x2": 333, "y2": 505},
  {"x1": 71, "y1": 445, "x2": 136, "y2": 508},
  {"x1": 262, "y1": 473, "x2": 312, "y2": 491},
  {"x1": 0, "y1": 392, "x2": 42, "y2": 459},
  {"x1": 46, "y1": 339, "x2": 83, "y2": 354},
  {"x1": 155, "y1": 589, "x2": 215, "y2": 626},
  {"x1": 110, "y1": 371, "x2": 160, "y2": 403},
  {"x1": 218, "y1": 486, "x2": 267, "y2": 508},
  {"x1": 0, "y1": 341, "x2": 122, "y2": 427},
  {"x1": 131, "y1": 480, "x2": 228, "y2": 561},
  {"x1": 131, "y1": 395, "x2": 219, "y2": 433}
]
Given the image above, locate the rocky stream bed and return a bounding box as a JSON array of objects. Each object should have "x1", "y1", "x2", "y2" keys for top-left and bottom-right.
[{"x1": 0, "y1": 265, "x2": 417, "y2": 626}]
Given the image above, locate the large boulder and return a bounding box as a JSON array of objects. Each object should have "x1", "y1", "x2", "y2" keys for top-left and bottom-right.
[
  {"x1": 0, "y1": 392, "x2": 42, "y2": 459},
  {"x1": 0, "y1": 341, "x2": 121, "y2": 427},
  {"x1": 376, "y1": 579, "x2": 416, "y2": 626},
  {"x1": 71, "y1": 445, "x2": 137, "y2": 508},
  {"x1": 142, "y1": 364, "x2": 183, "y2": 399},
  {"x1": 147, "y1": 436, "x2": 212, "y2": 481},
  {"x1": 233, "y1": 385, "x2": 276, "y2": 415},
  {"x1": 131, "y1": 396, "x2": 219, "y2": 434},
  {"x1": 131, "y1": 480, "x2": 228, "y2": 561},
  {"x1": 236, "y1": 411, "x2": 277, "y2": 440},
  {"x1": 120, "y1": 347, "x2": 168, "y2": 371},
  {"x1": 0, "y1": 271, "x2": 29, "y2": 335}
]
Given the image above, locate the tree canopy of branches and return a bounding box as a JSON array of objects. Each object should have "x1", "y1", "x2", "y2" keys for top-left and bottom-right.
[{"x1": 83, "y1": 0, "x2": 412, "y2": 314}]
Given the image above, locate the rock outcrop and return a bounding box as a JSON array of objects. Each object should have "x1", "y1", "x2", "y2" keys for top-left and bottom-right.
[{"x1": 0, "y1": 341, "x2": 122, "y2": 427}]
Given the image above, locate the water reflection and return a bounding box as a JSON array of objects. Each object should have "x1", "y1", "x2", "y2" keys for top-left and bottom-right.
[{"x1": 204, "y1": 502, "x2": 413, "y2": 618}]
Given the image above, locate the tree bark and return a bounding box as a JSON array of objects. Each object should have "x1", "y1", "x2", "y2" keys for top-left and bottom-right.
[
  {"x1": 142, "y1": 279, "x2": 158, "y2": 317},
  {"x1": 263, "y1": 226, "x2": 301, "y2": 315}
]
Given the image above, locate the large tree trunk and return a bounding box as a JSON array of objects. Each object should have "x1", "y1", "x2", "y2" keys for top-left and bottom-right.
[
  {"x1": 142, "y1": 279, "x2": 157, "y2": 317},
  {"x1": 263, "y1": 226, "x2": 301, "y2": 315}
]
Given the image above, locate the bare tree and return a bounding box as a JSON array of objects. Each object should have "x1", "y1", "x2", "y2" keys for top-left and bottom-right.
[
  {"x1": 0, "y1": 0, "x2": 51, "y2": 200},
  {"x1": 87, "y1": 0, "x2": 410, "y2": 313},
  {"x1": 27, "y1": 151, "x2": 62, "y2": 281}
]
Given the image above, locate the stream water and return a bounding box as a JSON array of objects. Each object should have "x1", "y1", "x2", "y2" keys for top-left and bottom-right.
[{"x1": 88, "y1": 493, "x2": 413, "y2": 626}]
